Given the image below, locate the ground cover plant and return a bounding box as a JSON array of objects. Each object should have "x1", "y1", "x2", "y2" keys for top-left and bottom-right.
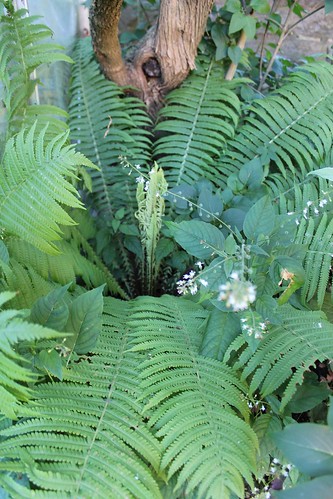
[{"x1": 0, "y1": 0, "x2": 333, "y2": 497}]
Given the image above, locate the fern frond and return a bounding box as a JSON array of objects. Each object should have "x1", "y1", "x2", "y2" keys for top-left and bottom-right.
[
  {"x1": 0, "y1": 4, "x2": 72, "y2": 138},
  {"x1": 130, "y1": 295, "x2": 258, "y2": 498},
  {"x1": 0, "y1": 259, "x2": 56, "y2": 309},
  {"x1": 217, "y1": 62, "x2": 333, "y2": 187},
  {"x1": 297, "y1": 212, "x2": 333, "y2": 307},
  {"x1": 5, "y1": 235, "x2": 127, "y2": 302},
  {"x1": 277, "y1": 180, "x2": 333, "y2": 308},
  {"x1": 0, "y1": 123, "x2": 95, "y2": 254},
  {"x1": 0, "y1": 298, "x2": 162, "y2": 498},
  {"x1": 153, "y1": 57, "x2": 241, "y2": 187},
  {"x1": 69, "y1": 38, "x2": 152, "y2": 220},
  {"x1": 0, "y1": 291, "x2": 65, "y2": 418},
  {"x1": 228, "y1": 305, "x2": 333, "y2": 411}
]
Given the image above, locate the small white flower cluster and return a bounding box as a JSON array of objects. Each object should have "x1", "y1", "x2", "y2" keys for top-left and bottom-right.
[
  {"x1": 177, "y1": 270, "x2": 198, "y2": 295},
  {"x1": 241, "y1": 315, "x2": 269, "y2": 340},
  {"x1": 177, "y1": 263, "x2": 209, "y2": 296},
  {"x1": 291, "y1": 196, "x2": 329, "y2": 225},
  {"x1": 217, "y1": 272, "x2": 256, "y2": 312}
]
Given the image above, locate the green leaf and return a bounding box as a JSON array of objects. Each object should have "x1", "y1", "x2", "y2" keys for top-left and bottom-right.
[
  {"x1": 243, "y1": 16, "x2": 257, "y2": 39},
  {"x1": 166, "y1": 220, "x2": 225, "y2": 260},
  {"x1": 229, "y1": 12, "x2": 247, "y2": 34},
  {"x1": 200, "y1": 308, "x2": 240, "y2": 360},
  {"x1": 284, "y1": 373, "x2": 331, "y2": 414},
  {"x1": 211, "y1": 24, "x2": 228, "y2": 61},
  {"x1": 243, "y1": 195, "x2": 275, "y2": 240},
  {"x1": 30, "y1": 284, "x2": 70, "y2": 331},
  {"x1": 228, "y1": 45, "x2": 243, "y2": 64},
  {"x1": 273, "y1": 424, "x2": 333, "y2": 477},
  {"x1": 308, "y1": 167, "x2": 333, "y2": 181},
  {"x1": 250, "y1": 0, "x2": 270, "y2": 14},
  {"x1": 225, "y1": 0, "x2": 241, "y2": 12},
  {"x1": 65, "y1": 285, "x2": 105, "y2": 354},
  {"x1": 325, "y1": 0, "x2": 333, "y2": 14},
  {"x1": 273, "y1": 475, "x2": 333, "y2": 499},
  {"x1": 36, "y1": 349, "x2": 63, "y2": 380},
  {"x1": 0, "y1": 291, "x2": 16, "y2": 308}
]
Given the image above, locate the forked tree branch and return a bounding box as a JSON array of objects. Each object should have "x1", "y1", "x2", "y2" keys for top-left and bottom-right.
[{"x1": 90, "y1": 0, "x2": 214, "y2": 115}]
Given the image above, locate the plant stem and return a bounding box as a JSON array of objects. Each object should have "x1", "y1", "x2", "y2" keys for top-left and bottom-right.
[
  {"x1": 225, "y1": 29, "x2": 248, "y2": 81},
  {"x1": 258, "y1": 1, "x2": 295, "y2": 92},
  {"x1": 258, "y1": 1, "x2": 325, "y2": 92}
]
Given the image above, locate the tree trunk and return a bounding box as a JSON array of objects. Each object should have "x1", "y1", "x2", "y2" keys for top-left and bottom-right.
[{"x1": 90, "y1": 0, "x2": 214, "y2": 117}]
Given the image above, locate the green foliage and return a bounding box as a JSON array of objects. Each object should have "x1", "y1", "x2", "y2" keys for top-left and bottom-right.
[
  {"x1": 130, "y1": 295, "x2": 258, "y2": 498},
  {"x1": 272, "y1": 397, "x2": 333, "y2": 498},
  {"x1": 1, "y1": 1, "x2": 333, "y2": 497},
  {"x1": 0, "y1": 291, "x2": 65, "y2": 418},
  {"x1": 154, "y1": 57, "x2": 241, "y2": 187},
  {"x1": 227, "y1": 306, "x2": 333, "y2": 411},
  {"x1": 217, "y1": 62, "x2": 333, "y2": 188},
  {"x1": 0, "y1": 2, "x2": 71, "y2": 142},
  {"x1": 0, "y1": 124, "x2": 95, "y2": 254}
]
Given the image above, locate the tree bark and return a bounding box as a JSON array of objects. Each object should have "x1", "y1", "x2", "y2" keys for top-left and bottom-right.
[{"x1": 90, "y1": 0, "x2": 214, "y2": 116}]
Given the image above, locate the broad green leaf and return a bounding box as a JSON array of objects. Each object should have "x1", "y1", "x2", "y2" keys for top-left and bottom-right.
[
  {"x1": 200, "y1": 309, "x2": 240, "y2": 360},
  {"x1": 308, "y1": 167, "x2": 333, "y2": 181},
  {"x1": 273, "y1": 475, "x2": 333, "y2": 499},
  {"x1": 36, "y1": 349, "x2": 63, "y2": 380},
  {"x1": 243, "y1": 195, "x2": 275, "y2": 240},
  {"x1": 285, "y1": 373, "x2": 331, "y2": 414},
  {"x1": 250, "y1": 0, "x2": 270, "y2": 14},
  {"x1": 225, "y1": 0, "x2": 241, "y2": 12},
  {"x1": 211, "y1": 24, "x2": 228, "y2": 61},
  {"x1": 228, "y1": 45, "x2": 242, "y2": 64},
  {"x1": 243, "y1": 16, "x2": 257, "y2": 39},
  {"x1": 30, "y1": 284, "x2": 70, "y2": 331},
  {"x1": 273, "y1": 424, "x2": 333, "y2": 477},
  {"x1": 65, "y1": 285, "x2": 105, "y2": 354},
  {"x1": 224, "y1": 234, "x2": 238, "y2": 255},
  {"x1": 229, "y1": 12, "x2": 246, "y2": 34},
  {"x1": 166, "y1": 220, "x2": 225, "y2": 260}
]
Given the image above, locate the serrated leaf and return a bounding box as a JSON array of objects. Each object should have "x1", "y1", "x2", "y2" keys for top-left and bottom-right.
[
  {"x1": 166, "y1": 220, "x2": 225, "y2": 260},
  {"x1": 243, "y1": 195, "x2": 275, "y2": 240},
  {"x1": 65, "y1": 285, "x2": 105, "y2": 354}
]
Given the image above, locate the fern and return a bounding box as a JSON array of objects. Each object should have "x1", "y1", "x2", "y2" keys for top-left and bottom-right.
[
  {"x1": 0, "y1": 291, "x2": 65, "y2": 419},
  {"x1": 217, "y1": 62, "x2": 333, "y2": 188},
  {"x1": 226, "y1": 305, "x2": 333, "y2": 411},
  {"x1": 277, "y1": 180, "x2": 333, "y2": 308},
  {"x1": 135, "y1": 165, "x2": 168, "y2": 294},
  {"x1": 0, "y1": 123, "x2": 95, "y2": 254},
  {"x1": 0, "y1": 297, "x2": 162, "y2": 498},
  {"x1": 69, "y1": 37, "x2": 152, "y2": 220},
  {"x1": 0, "y1": 2, "x2": 72, "y2": 141},
  {"x1": 153, "y1": 56, "x2": 241, "y2": 187},
  {"x1": 130, "y1": 295, "x2": 258, "y2": 498}
]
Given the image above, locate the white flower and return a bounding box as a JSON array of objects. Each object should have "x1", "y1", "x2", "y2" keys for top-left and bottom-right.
[
  {"x1": 218, "y1": 275, "x2": 256, "y2": 312},
  {"x1": 199, "y1": 278, "x2": 208, "y2": 287}
]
